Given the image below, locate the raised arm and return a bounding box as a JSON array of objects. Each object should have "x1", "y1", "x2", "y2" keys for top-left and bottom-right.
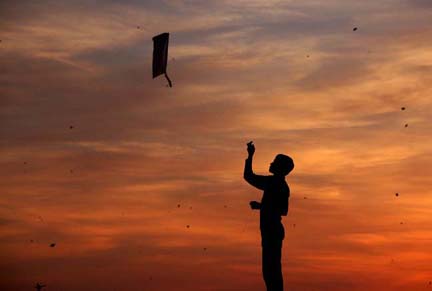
[{"x1": 243, "y1": 141, "x2": 268, "y2": 190}]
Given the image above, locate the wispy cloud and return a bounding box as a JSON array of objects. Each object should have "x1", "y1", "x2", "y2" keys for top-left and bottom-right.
[{"x1": 2, "y1": 0, "x2": 432, "y2": 290}]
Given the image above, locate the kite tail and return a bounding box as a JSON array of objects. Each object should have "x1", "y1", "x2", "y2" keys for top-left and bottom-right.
[{"x1": 165, "y1": 73, "x2": 172, "y2": 87}]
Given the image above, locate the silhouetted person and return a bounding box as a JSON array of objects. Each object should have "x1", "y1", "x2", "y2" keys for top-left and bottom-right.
[
  {"x1": 244, "y1": 141, "x2": 294, "y2": 291},
  {"x1": 35, "y1": 283, "x2": 46, "y2": 291}
]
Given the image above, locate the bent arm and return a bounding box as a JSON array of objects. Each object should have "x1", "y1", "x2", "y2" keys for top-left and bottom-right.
[
  {"x1": 243, "y1": 156, "x2": 268, "y2": 190},
  {"x1": 250, "y1": 200, "x2": 261, "y2": 210}
]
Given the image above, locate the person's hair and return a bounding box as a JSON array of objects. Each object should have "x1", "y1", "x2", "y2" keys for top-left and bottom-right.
[{"x1": 275, "y1": 154, "x2": 294, "y2": 176}]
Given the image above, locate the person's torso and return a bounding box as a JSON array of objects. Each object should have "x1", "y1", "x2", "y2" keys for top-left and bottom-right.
[{"x1": 260, "y1": 176, "x2": 289, "y2": 232}]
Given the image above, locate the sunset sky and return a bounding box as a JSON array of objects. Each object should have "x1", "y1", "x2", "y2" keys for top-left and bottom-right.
[{"x1": 1, "y1": 0, "x2": 432, "y2": 290}]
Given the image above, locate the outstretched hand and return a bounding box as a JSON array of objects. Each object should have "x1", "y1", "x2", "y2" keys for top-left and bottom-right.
[
  {"x1": 249, "y1": 200, "x2": 261, "y2": 210},
  {"x1": 247, "y1": 141, "x2": 255, "y2": 157}
]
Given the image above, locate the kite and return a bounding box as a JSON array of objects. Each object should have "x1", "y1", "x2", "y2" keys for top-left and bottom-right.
[{"x1": 152, "y1": 32, "x2": 172, "y2": 87}]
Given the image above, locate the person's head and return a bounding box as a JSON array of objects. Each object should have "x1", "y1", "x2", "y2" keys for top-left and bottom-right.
[{"x1": 269, "y1": 154, "x2": 294, "y2": 176}]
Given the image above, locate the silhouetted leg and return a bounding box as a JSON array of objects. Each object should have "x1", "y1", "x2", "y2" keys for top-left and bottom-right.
[
  {"x1": 272, "y1": 240, "x2": 283, "y2": 291},
  {"x1": 262, "y1": 243, "x2": 272, "y2": 290},
  {"x1": 262, "y1": 238, "x2": 283, "y2": 291}
]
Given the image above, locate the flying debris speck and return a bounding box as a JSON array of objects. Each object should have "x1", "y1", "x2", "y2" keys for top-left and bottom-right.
[
  {"x1": 405, "y1": 124, "x2": 409, "y2": 128},
  {"x1": 224, "y1": 205, "x2": 227, "y2": 208},
  {"x1": 177, "y1": 204, "x2": 181, "y2": 208},
  {"x1": 50, "y1": 243, "x2": 56, "y2": 247},
  {"x1": 304, "y1": 197, "x2": 307, "y2": 199},
  {"x1": 69, "y1": 126, "x2": 74, "y2": 129},
  {"x1": 35, "y1": 283, "x2": 46, "y2": 291},
  {"x1": 353, "y1": 27, "x2": 358, "y2": 31},
  {"x1": 203, "y1": 247, "x2": 207, "y2": 251},
  {"x1": 400, "y1": 222, "x2": 403, "y2": 225},
  {"x1": 395, "y1": 193, "x2": 399, "y2": 197},
  {"x1": 293, "y1": 224, "x2": 296, "y2": 228},
  {"x1": 186, "y1": 225, "x2": 190, "y2": 228},
  {"x1": 401, "y1": 107, "x2": 406, "y2": 111}
]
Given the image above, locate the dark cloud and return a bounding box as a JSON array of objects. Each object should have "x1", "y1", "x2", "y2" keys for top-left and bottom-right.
[{"x1": 404, "y1": 0, "x2": 432, "y2": 8}]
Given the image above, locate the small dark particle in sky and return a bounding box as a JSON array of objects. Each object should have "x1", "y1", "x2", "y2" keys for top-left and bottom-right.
[
  {"x1": 35, "y1": 282, "x2": 46, "y2": 291},
  {"x1": 306, "y1": 55, "x2": 310, "y2": 58},
  {"x1": 304, "y1": 197, "x2": 307, "y2": 199},
  {"x1": 203, "y1": 247, "x2": 207, "y2": 251},
  {"x1": 405, "y1": 124, "x2": 409, "y2": 128},
  {"x1": 293, "y1": 224, "x2": 296, "y2": 228},
  {"x1": 401, "y1": 107, "x2": 406, "y2": 110},
  {"x1": 186, "y1": 225, "x2": 190, "y2": 228},
  {"x1": 224, "y1": 205, "x2": 227, "y2": 208},
  {"x1": 50, "y1": 243, "x2": 56, "y2": 247},
  {"x1": 69, "y1": 125, "x2": 74, "y2": 129},
  {"x1": 24, "y1": 162, "x2": 27, "y2": 165},
  {"x1": 30, "y1": 239, "x2": 34, "y2": 243},
  {"x1": 353, "y1": 27, "x2": 358, "y2": 31},
  {"x1": 400, "y1": 222, "x2": 403, "y2": 225},
  {"x1": 177, "y1": 204, "x2": 181, "y2": 208},
  {"x1": 137, "y1": 26, "x2": 140, "y2": 29},
  {"x1": 395, "y1": 193, "x2": 399, "y2": 197}
]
